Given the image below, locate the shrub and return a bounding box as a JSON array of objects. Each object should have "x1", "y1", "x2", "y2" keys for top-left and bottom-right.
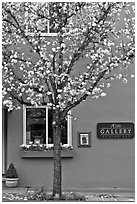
[
  {"x1": 5, "y1": 163, "x2": 18, "y2": 178},
  {"x1": 26, "y1": 186, "x2": 47, "y2": 201},
  {"x1": 26, "y1": 187, "x2": 86, "y2": 201},
  {"x1": 64, "y1": 192, "x2": 86, "y2": 201}
]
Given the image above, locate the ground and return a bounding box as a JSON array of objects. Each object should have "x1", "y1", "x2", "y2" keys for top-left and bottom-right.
[{"x1": 2, "y1": 188, "x2": 135, "y2": 202}]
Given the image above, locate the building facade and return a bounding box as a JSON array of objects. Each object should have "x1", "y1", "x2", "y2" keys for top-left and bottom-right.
[
  {"x1": 2, "y1": 76, "x2": 135, "y2": 190},
  {"x1": 2, "y1": 2, "x2": 135, "y2": 191}
]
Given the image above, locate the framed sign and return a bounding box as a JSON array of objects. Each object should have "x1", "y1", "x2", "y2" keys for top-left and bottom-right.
[
  {"x1": 78, "y1": 132, "x2": 91, "y2": 147},
  {"x1": 97, "y1": 123, "x2": 134, "y2": 139}
]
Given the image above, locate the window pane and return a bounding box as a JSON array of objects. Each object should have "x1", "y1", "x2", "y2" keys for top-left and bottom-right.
[
  {"x1": 49, "y1": 17, "x2": 57, "y2": 33},
  {"x1": 37, "y1": 19, "x2": 48, "y2": 33},
  {"x1": 37, "y1": 3, "x2": 56, "y2": 34},
  {"x1": 61, "y1": 120, "x2": 67, "y2": 144},
  {"x1": 49, "y1": 4, "x2": 57, "y2": 33},
  {"x1": 48, "y1": 109, "x2": 53, "y2": 144},
  {"x1": 48, "y1": 109, "x2": 68, "y2": 144},
  {"x1": 26, "y1": 108, "x2": 46, "y2": 144}
]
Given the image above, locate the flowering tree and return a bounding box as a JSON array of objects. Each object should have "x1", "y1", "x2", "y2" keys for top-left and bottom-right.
[{"x1": 2, "y1": 2, "x2": 135, "y2": 198}]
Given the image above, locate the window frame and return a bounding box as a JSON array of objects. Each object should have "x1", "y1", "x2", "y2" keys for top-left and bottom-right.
[{"x1": 23, "y1": 105, "x2": 72, "y2": 146}]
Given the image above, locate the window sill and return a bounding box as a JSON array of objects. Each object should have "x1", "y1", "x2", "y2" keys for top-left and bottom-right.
[
  {"x1": 28, "y1": 33, "x2": 57, "y2": 37},
  {"x1": 41, "y1": 33, "x2": 57, "y2": 37},
  {"x1": 21, "y1": 149, "x2": 74, "y2": 158}
]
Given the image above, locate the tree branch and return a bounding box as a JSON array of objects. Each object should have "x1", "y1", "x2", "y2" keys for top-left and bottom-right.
[
  {"x1": 65, "y1": 3, "x2": 114, "y2": 75},
  {"x1": 3, "y1": 7, "x2": 43, "y2": 59},
  {"x1": 63, "y1": 69, "x2": 107, "y2": 116},
  {"x1": 7, "y1": 90, "x2": 31, "y2": 106}
]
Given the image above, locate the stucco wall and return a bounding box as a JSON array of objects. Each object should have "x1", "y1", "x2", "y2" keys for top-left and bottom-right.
[{"x1": 7, "y1": 77, "x2": 135, "y2": 190}]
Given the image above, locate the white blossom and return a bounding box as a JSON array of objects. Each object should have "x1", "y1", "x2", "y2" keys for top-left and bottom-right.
[
  {"x1": 47, "y1": 103, "x2": 53, "y2": 106},
  {"x1": 47, "y1": 92, "x2": 52, "y2": 95},
  {"x1": 101, "y1": 92, "x2": 107, "y2": 97},
  {"x1": 57, "y1": 89, "x2": 62, "y2": 93},
  {"x1": 52, "y1": 48, "x2": 56, "y2": 52},
  {"x1": 2, "y1": 2, "x2": 135, "y2": 112},
  {"x1": 122, "y1": 78, "x2": 128, "y2": 83},
  {"x1": 117, "y1": 74, "x2": 123, "y2": 79},
  {"x1": 131, "y1": 74, "x2": 134, "y2": 78},
  {"x1": 106, "y1": 83, "x2": 111, "y2": 88}
]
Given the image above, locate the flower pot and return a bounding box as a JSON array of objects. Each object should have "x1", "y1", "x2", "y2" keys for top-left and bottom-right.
[{"x1": 5, "y1": 178, "x2": 19, "y2": 188}]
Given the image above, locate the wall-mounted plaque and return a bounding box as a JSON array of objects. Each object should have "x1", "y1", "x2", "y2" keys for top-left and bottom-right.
[
  {"x1": 78, "y1": 132, "x2": 91, "y2": 147},
  {"x1": 97, "y1": 123, "x2": 134, "y2": 139}
]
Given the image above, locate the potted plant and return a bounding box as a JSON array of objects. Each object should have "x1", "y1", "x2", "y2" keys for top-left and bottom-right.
[{"x1": 5, "y1": 163, "x2": 18, "y2": 187}]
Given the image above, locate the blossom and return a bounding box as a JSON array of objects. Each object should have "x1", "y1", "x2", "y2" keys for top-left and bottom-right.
[
  {"x1": 3, "y1": 100, "x2": 11, "y2": 106},
  {"x1": 116, "y1": 74, "x2": 122, "y2": 79},
  {"x1": 122, "y1": 78, "x2": 128, "y2": 83},
  {"x1": 2, "y1": 2, "x2": 135, "y2": 113},
  {"x1": 131, "y1": 74, "x2": 134, "y2": 78},
  {"x1": 52, "y1": 48, "x2": 56, "y2": 52},
  {"x1": 92, "y1": 22, "x2": 96, "y2": 26},
  {"x1": 47, "y1": 103, "x2": 53, "y2": 106},
  {"x1": 16, "y1": 106, "x2": 21, "y2": 110},
  {"x1": 47, "y1": 144, "x2": 54, "y2": 148},
  {"x1": 20, "y1": 144, "x2": 26, "y2": 147},
  {"x1": 47, "y1": 92, "x2": 52, "y2": 95},
  {"x1": 20, "y1": 143, "x2": 73, "y2": 151},
  {"x1": 57, "y1": 89, "x2": 62, "y2": 93},
  {"x1": 86, "y1": 91, "x2": 91, "y2": 95},
  {"x1": 106, "y1": 83, "x2": 111, "y2": 88},
  {"x1": 101, "y1": 92, "x2": 107, "y2": 97},
  {"x1": 102, "y1": 49, "x2": 111, "y2": 55}
]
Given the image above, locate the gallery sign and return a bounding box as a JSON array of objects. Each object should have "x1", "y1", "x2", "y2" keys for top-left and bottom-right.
[{"x1": 97, "y1": 123, "x2": 134, "y2": 139}]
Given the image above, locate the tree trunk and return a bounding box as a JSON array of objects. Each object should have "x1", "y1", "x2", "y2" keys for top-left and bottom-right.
[{"x1": 52, "y1": 110, "x2": 62, "y2": 198}]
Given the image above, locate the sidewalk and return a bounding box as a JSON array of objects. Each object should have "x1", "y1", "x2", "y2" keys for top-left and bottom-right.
[
  {"x1": 84, "y1": 192, "x2": 135, "y2": 201},
  {"x1": 2, "y1": 187, "x2": 135, "y2": 202}
]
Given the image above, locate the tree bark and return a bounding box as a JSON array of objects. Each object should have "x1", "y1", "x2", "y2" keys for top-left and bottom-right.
[{"x1": 52, "y1": 110, "x2": 62, "y2": 198}]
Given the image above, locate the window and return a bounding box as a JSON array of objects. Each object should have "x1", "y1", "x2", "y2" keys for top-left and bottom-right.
[
  {"x1": 36, "y1": 7, "x2": 57, "y2": 36},
  {"x1": 25, "y1": 3, "x2": 57, "y2": 36},
  {"x1": 23, "y1": 106, "x2": 72, "y2": 146}
]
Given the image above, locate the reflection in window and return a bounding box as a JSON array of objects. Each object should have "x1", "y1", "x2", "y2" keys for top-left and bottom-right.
[
  {"x1": 26, "y1": 108, "x2": 46, "y2": 144},
  {"x1": 48, "y1": 109, "x2": 67, "y2": 144},
  {"x1": 25, "y1": 107, "x2": 68, "y2": 145}
]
